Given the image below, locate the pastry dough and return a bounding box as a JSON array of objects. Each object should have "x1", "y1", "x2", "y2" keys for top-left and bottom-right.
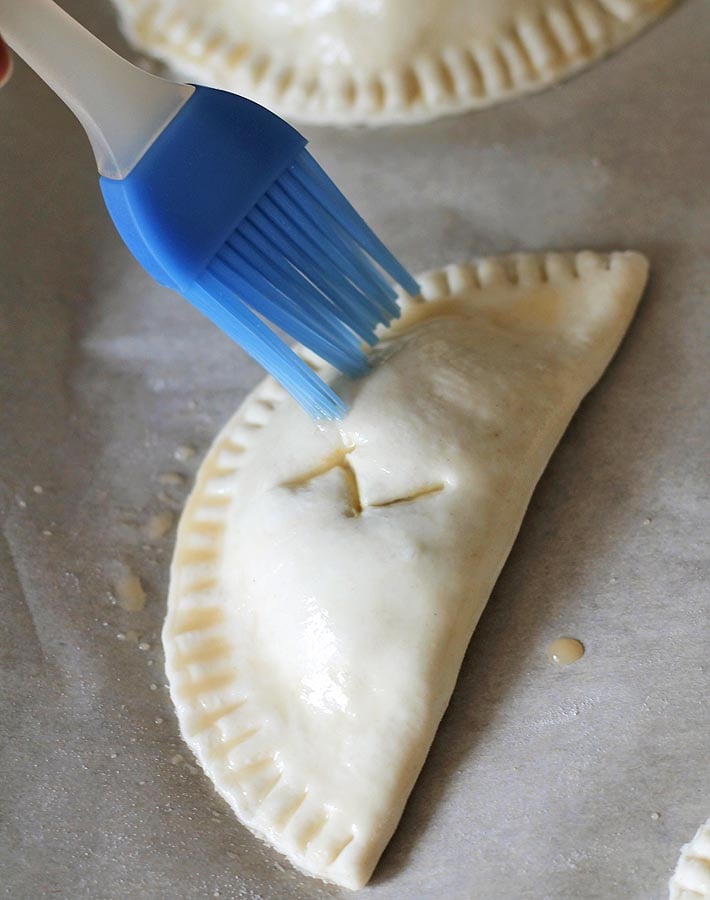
[
  {"x1": 669, "y1": 818, "x2": 710, "y2": 900},
  {"x1": 112, "y1": 0, "x2": 677, "y2": 124},
  {"x1": 164, "y1": 250, "x2": 648, "y2": 889}
]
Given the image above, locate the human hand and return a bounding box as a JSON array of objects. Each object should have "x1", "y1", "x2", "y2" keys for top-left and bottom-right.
[{"x1": 0, "y1": 36, "x2": 12, "y2": 88}]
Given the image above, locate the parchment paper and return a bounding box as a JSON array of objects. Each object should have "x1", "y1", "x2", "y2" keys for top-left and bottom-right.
[{"x1": 1, "y1": 2, "x2": 708, "y2": 898}]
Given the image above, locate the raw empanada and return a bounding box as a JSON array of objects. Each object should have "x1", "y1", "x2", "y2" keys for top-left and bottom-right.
[
  {"x1": 164, "y1": 250, "x2": 648, "y2": 889},
  {"x1": 669, "y1": 817, "x2": 710, "y2": 900},
  {"x1": 112, "y1": 0, "x2": 676, "y2": 124}
]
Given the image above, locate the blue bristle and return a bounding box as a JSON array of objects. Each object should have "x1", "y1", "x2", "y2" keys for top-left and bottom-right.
[
  {"x1": 188, "y1": 278, "x2": 347, "y2": 419},
  {"x1": 237, "y1": 216, "x2": 377, "y2": 344},
  {"x1": 292, "y1": 153, "x2": 421, "y2": 298},
  {"x1": 276, "y1": 174, "x2": 403, "y2": 324},
  {"x1": 229, "y1": 230, "x2": 365, "y2": 355},
  {"x1": 210, "y1": 251, "x2": 368, "y2": 379},
  {"x1": 247, "y1": 202, "x2": 382, "y2": 343},
  {"x1": 199, "y1": 147, "x2": 419, "y2": 419},
  {"x1": 275, "y1": 176, "x2": 387, "y2": 292},
  {"x1": 269, "y1": 178, "x2": 399, "y2": 320},
  {"x1": 255, "y1": 189, "x2": 389, "y2": 330}
]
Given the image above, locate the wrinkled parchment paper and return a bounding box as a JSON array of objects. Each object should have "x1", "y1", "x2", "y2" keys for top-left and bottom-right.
[{"x1": 1, "y1": 2, "x2": 708, "y2": 897}]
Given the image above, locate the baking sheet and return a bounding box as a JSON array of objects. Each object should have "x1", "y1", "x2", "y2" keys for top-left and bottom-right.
[{"x1": 0, "y1": 2, "x2": 708, "y2": 898}]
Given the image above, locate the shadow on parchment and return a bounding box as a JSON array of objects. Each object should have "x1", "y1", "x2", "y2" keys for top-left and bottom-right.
[{"x1": 0, "y1": 49, "x2": 111, "y2": 687}]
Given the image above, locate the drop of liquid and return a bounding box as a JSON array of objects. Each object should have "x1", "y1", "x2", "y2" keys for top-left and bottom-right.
[
  {"x1": 114, "y1": 572, "x2": 146, "y2": 612},
  {"x1": 174, "y1": 444, "x2": 196, "y2": 462},
  {"x1": 547, "y1": 637, "x2": 585, "y2": 666},
  {"x1": 143, "y1": 510, "x2": 174, "y2": 540},
  {"x1": 158, "y1": 471, "x2": 186, "y2": 487}
]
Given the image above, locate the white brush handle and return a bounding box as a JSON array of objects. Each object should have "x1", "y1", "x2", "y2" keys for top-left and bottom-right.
[{"x1": 0, "y1": 0, "x2": 194, "y2": 178}]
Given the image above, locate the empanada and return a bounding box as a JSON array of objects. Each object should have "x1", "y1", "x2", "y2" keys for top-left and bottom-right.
[
  {"x1": 669, "y1": 817, "x2": 710, "y2": 900},
  {"x1": 164, "y1": 250, "x2": 648, "y2": 888},
  {"x1": 113, "y1": 0, "x2": 677, "y2": 123}
]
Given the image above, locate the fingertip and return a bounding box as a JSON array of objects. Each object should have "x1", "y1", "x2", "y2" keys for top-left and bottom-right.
[{"x1": 0, "y1": 42, "x2": 13, "y2": 89}]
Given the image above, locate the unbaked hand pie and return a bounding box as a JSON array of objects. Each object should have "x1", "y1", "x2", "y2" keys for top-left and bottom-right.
[
  {"x1": 112, "y1": 0, "x2": 676, "y2": 124},
  {"x1": 669, "y1": 817, "x2": 710, "y2": 900},
  {"x1": 164, "y1": 250, "x2": 648, "y2": 889}
]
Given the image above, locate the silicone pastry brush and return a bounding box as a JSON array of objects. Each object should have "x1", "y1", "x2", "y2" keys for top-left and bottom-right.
[{"x1": 0, "y1": 0, "x2": 419, "y2": 418}]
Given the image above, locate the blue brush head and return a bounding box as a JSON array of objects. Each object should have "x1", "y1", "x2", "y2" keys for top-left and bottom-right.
[{"x1": 99, "y1": 85, "x2": 419, "y2": 418}]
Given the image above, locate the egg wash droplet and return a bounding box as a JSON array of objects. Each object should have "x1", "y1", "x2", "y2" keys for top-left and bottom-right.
[{"x1": 547, "y1": 637, "x2": 585, "y2": 666}]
